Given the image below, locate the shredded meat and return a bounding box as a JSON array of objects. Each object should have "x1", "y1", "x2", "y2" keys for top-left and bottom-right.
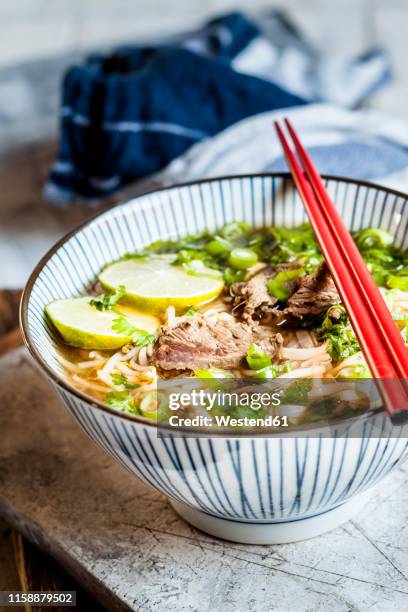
[
  {"x1": 230, "y1": 263, "x2": 301, "y2": 323},
  {"x1": 230, "y1": 272, "x2": 276, "y2": 322},
  {"x1": 283, "y1": 263, "x2": 340, "y2": 319},
  {"x1": 153, "y1": 314, "x2": 282, "y2": 371}
]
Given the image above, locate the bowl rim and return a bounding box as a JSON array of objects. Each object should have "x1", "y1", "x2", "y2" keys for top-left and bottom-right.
[{"x1": 20, "y1": 172, "x2": 408, "y2": 434}]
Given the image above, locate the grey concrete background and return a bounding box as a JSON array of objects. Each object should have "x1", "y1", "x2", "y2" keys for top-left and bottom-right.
[
  {"x1": 1, "y1": 0, "x2": 408, "y2": 288},
  {"x1": 0, "y1": 0, "x2": 407, "y2": 118}
]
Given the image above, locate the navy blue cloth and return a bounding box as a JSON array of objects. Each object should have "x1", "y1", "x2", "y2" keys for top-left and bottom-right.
[
  {"x1": 48, "y1": 13, "x2": 306, "y2": 202},
  {"x1": 47, "y1": 11, "x2": 390, "y2": 203}
]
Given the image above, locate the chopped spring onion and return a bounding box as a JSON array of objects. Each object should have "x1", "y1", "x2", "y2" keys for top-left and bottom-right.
[
  {"x1": 139, "y1": 391, "x2": 167, "y2": 420},
  {"x1": 182, "y1": 259, "x2": 223, "y2": 278},
  {"x1": 194, "y1": 368, "x2": 234, "y2": 379},
  {"x1": 387, "y1": 275, "x2": 408, "y2": 291},
  {"x1": 221, "y1": 221, "x2": 250, "y2": 240},
  {"x1": 254, "y1": 364, "x2": 291, "y2": 379},
  {"x1": 205, "y1": 237, "x2": 231, "y2": 257},
  {"x1": 223, "y1": 267, "x2": 246, "y2": 286},
  {"x1": 246, "y1": 343, "x2": 272, "y2": 370},
  {"x1": 267, "y1": 268, "x2": 305, "y2": 301},
  {"x1": 355, "y1": 228, "x2": 393, "y2": 249},
  {"x1": 229, "y1": 248, "x2": 258, "y2": 270}
]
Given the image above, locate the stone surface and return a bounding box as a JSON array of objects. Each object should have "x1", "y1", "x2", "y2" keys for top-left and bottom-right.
[{"x1": 0, "y1": 348, "x2": 408, "y2": 611}]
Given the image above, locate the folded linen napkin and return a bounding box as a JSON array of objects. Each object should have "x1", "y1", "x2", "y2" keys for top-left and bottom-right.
[
  {"x1": 150, "y1": 104, "x2": 408, "y2": 194},
  {"x1": 47, "y1": 11, "x2": 390, "y2": 204}
]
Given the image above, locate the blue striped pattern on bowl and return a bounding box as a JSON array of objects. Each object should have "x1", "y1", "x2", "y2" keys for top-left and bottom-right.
[{"x1": 22, "y1": 174, "x2": 408, "y2": 526}]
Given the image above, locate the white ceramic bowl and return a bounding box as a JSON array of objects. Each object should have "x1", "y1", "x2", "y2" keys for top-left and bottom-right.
[{"x1": 21, "y1": 174, "x2": 408, "y2": 544}]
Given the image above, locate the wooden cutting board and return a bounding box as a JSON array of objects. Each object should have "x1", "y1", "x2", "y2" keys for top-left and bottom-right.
[{"x1": 1, "y1": 347, "x2": 408, "y2": 611}]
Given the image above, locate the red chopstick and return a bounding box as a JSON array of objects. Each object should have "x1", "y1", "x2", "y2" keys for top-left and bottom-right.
[
  {"x1": 284, "y1": 118, "x2": 408, "y2": 379},
  {"x1": 274, "y1": 120, "x2": 408, "y2": 422}
]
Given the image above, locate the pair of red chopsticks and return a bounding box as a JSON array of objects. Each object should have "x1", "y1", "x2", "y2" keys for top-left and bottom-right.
[{"x1": 275, "y1": 118, "x2": 408, "y2": 424}]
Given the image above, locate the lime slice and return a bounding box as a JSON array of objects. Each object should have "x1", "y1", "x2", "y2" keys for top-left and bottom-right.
[
  {"x1": 46, "y1": 297, "x2": 160, "y2": 350},
  {"x1": 99, "y1": 258, "x2": 224, "y2": 311}
]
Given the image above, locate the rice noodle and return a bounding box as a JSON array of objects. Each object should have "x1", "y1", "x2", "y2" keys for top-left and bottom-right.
[
  {"x1": 77, "y1": 359, "x2": 107, "y2": 369},
  {"x1": 300, "y1": 353, "x2": 331, "y2": 368},
  {"x1": 133, "y1": 381, "x2": 157, "y2": 392},
  {"x1": 165, "y1": 306, "x2": 176, "y2": 326},
  {"x1": 100, "y1": 351, "x2": 124, "y2": 376},
  {"x1": 331, "y1": 352, "x2": 364, "y2": 376},
  {"x1": 338, "y1": 390, "x2": 361, "y2": 402},
  {"x1": 277, "y1": 364, "x2": 328, "y2": 378},
  {"x1": 244, "y1": 262, "x2": 267, "y2": 279},
  {"x1": 276, "y1": 404, "x2": 305, "y2": 419},
  {"x1": 119, "y1": 345, "x2": 142, "y2": 361},
  {"x1": 308, "y1": 381, "x2": 357, "y2": 401},
  {"x1": 137, "y1": 346, "x2": 150, "y2": 366},
  {"x1": 114, "y1": 363, "x2": 141, "y2": 378},
  {"x1": 89, "y1": 351, "x2": 106, "y2": 359},
  {"x1": 295, "y1": 330, "x2": 315, "y2": 349},
  {"x1": 72, "y1": 374, "x2": 109, "y2": 393},
  {"x1": 283, "y1": 331, "x2": 295, "y2": 346},
  {"x1": 97, "y1": 369, "x2": 117, "y2": 388},
  {"x1": 285, "y1": 338, "x2": 300, "y2": 348},
  {"x1": 280, "y1": 343, "x2": 328, "y2": 361},
  {"x1": 202, "y1": 301, "x2": 230, "y2": 324}
]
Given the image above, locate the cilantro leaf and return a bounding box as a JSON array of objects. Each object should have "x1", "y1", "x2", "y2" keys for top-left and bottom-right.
[
  {"x1": 319, "y1": 306, "x2": 360, "y2": 361},
  {"x1": 90, "y1": 285, "x2": 126, "y2": 311},
  {"x1": 105, "y1": 390, "x2": 136, "y2": 413},
  {"x1": 111, "y1": 373, "x2": 139, "y2": 389},
  {"x1": 184, "y1": 306, "x2": 197, "y2": 317},
  {"x1": 112, "y1": 317, "x2": 155, "y2": 346},
  {"x1": 281, "y1": 379, "x2": 312, "y2": 404}
]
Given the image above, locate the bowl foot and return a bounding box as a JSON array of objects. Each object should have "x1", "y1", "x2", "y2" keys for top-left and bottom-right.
[{"x1": 169, "y1": 490, "x2": 372, "y2": 544}]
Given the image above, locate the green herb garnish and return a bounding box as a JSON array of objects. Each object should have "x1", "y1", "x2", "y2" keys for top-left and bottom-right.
[
  {"x1": 184, "y1": 306, "x2": 197, "y2": 317},
  {"x1": 319, "y1": 305, "x2": 360, "y2": 361},
  {"x1": 105, "y1": 390, "x2": 136, "y2": 413},
  {"x1": 112, "y1": 317, "x2": 155, "y2": 346},
  {"x1": 90, "y1": 285, "x2": 126, "y2": 311},
  {"x1": 281, "y1": 379, "x2": 312, "y2": 404},
  {"x1": 111, "y1": 373, "x2": 139, "y2": 389}
]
